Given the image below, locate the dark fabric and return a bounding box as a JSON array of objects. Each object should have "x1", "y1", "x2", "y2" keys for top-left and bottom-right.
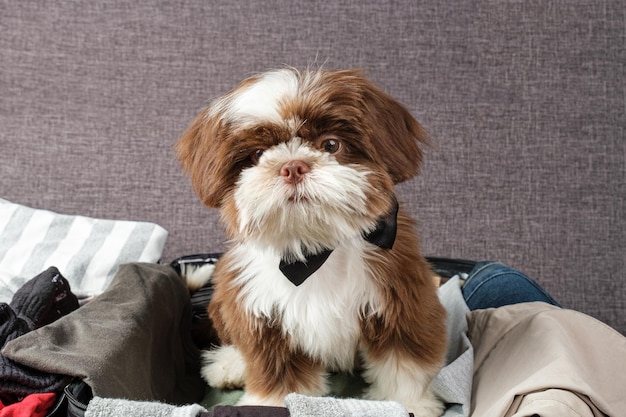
[
  {"x1": 0, "y1": 305, "x2": 29, "y2": 348},
  {"x1": 279, "y1": 249, "x2": 333, "y2": 286},
  {"x1": 43, "y1": 381, "x2": 92, "y2": 417},
  {"x1": 0, "y1": 306, "x2": 69, "y2": 404},
  {"x1": 200, "y1": 406, "x2": 289, "y2": 417},
  {"x1": 9, "y1": 267, "x2": 79, "y2": 329},
  {"x1": 2, "y1": 263, "x2": 205, "y2": 405},
  {"x1": 0, "y1": 267, "x2": 78, "y2": 404}
]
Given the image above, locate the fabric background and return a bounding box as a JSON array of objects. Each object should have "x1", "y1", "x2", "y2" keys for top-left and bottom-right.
[{"x1": 0, "y1": 1, "x2": 623, "y2": 334}]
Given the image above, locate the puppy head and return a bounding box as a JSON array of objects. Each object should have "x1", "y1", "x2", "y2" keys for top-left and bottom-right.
[{"x1": 177, "y1": 69, "x2": 428, "y2": 260}]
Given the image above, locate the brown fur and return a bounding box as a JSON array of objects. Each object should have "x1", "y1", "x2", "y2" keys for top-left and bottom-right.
[
  {"x1": 361, "y1": 211, "x2": 447, "y2": 365},
  {"x1": 207, "y1": 213, "x2": 447, "y2": 400},
  {"x1": 208, "y1": 252, "x2": 328, "y2": 399},
  {"x1": 178, "y1": 68, "x2": 447, "y2": 408}
]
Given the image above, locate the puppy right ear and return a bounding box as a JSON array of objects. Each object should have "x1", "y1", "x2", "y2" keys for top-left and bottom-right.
[{"x1": 176, "y1": 109, "x2": 225, "y2": 208}]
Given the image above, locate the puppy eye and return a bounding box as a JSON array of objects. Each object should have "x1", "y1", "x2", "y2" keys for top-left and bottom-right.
[
  {"x1": 250, "y1": 149, "x2": 264, "y2": 165},
  {"x1": 320, "y1": 138, "x2": 343, "y2": 155}
]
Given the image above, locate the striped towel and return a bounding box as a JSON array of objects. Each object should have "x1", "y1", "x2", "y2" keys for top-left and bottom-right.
[{"x1": 0, "y1": 198, "x2": 168, "y2": 302}]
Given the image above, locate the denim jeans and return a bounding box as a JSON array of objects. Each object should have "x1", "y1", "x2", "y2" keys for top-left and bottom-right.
[{"x1": 462, "y1": 261, "x2": 561, "y2": 310}]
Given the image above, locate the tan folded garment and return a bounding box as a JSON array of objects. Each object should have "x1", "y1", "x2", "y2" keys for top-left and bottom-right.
[{"x1": 468, "y1": 302, "x2": 626, "y2": 417}]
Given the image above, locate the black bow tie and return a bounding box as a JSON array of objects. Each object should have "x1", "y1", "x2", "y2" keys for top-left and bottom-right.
[{"x1": 279, "y1": 197, "x2": 399, "y2": 286}]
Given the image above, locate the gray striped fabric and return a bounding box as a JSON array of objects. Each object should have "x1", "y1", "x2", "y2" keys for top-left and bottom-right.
[{"x1": 0, "y1": 198, "x2": 168, "y2": 301}]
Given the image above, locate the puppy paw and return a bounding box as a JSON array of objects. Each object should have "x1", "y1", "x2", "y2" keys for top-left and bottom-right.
[
  {"x1": 201, "y1": 345, "x2": 246, "y2": 389},
  {"x1": 403, "y1": 389, "x2": 445, "y2": 417}
]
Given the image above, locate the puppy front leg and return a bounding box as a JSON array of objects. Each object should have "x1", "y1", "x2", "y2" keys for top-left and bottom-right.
[
  {"x1": 360, "y1": 308, "x2": 446, "y2": 417},
  {"x1": 360, "y1": 346, "x2": 443, "y2": 417},
  {"x1": 238, "y1": 341, "x2": 329, "y2": 406}
]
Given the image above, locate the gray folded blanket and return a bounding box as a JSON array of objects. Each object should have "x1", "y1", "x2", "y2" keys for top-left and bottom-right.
[
  {"x1": 85, "y1": 397, "x2": 207, "y2": 417},
  {"x1": 285, "y1": 393, "x2": 408, "y2": 417},
  {"x1": 82, "y1": 394, "x2": 407, "y2": 417}
]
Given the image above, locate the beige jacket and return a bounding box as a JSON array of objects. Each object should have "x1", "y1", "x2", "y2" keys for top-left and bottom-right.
[{"x1": 468, "y1": 302, "x2": 626, "y2": 417}]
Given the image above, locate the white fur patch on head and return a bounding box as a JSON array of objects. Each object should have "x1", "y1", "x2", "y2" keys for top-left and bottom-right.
[
  {"x1": 213, "y1": 69, "x2": 300, "y2": 125},
  {"x1": 233, "y1": 137, "x2": 373, "y2": 260}
]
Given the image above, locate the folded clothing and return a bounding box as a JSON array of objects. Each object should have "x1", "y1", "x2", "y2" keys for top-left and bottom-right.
[
  {"x1": 84, "y1": 397, "x2": 207, "y2": 417},
  {"x1": 83, "y1": 395, "x2": 409, "y2": 417},
  {"x1": 468, "y1": 302, "x2": 626, "y2": 416},
  {"x1": 285, "y1": 393, "x2": 409, "y2": 417},
  {"x1": 0, "y1": 267, "x2": 78, "y2": 404},
  {"x1": 8, "y1": 266, "x2": 79, "y2": 330},
  {"x1": 2, "y1": 263, "x2": 205, "y2": 405},
  {"x1": 0, "y1": 392, "x2": 57, "y2": 417}
]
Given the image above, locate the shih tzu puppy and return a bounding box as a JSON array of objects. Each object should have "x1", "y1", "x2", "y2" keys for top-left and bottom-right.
[{"x1": 176, "y1": 68, "x2": 447, "y2": 416}]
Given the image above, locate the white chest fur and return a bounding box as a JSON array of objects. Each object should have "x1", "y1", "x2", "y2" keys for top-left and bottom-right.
[{"x1": 231, "y1": 240, "x2": 381, "y2": 370}]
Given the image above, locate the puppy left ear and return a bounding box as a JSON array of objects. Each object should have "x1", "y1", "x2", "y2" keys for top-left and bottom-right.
[{"x1": 362, "y1": 81, "x2": 430, "y2": 184}]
